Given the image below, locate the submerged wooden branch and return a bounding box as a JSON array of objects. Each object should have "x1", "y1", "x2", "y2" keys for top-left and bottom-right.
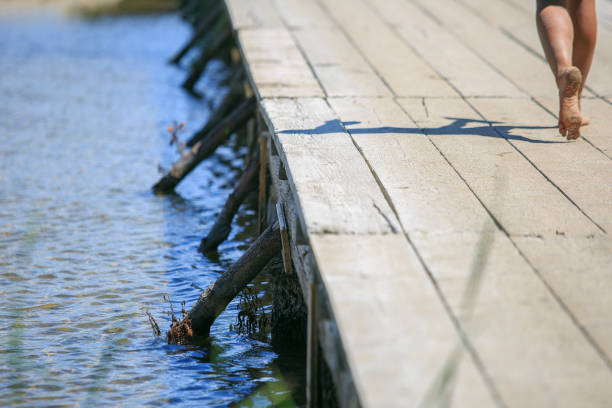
[
  {"x1": 170, "y1": 3, "x2": 224, "y2": 65},
  {"x1": 199, "y1": 155, "x2": 259, "y2": 253},
  {"x1": 153, "y1": 96, "x2": 256, "y2": 193},
  {"x1": 182, "y1": 23, "x2": 233, "y2": 92},
  {"x1": 188, "y1": 221, "x2": 281, "y2": 337},
  {"x1": 186, "y1": 66, "x2": 245, "y2": 147}
]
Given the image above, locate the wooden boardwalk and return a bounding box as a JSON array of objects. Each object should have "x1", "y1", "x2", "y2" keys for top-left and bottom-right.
[{"x1": 223, "y1": 0, "x2": 612, "y2": 406}]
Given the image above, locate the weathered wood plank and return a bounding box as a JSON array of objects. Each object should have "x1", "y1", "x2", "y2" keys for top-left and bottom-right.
[
  {"x1": 271, "y1": 0, "x2": 335, "y2": 29},
  {"x1": 366, "y1": 0, "x2": 524, "y2": 98},
  {"x1": 224, "y1": 0, "x2": 283, "y2": 29},
  {"x1": 512, "y1": 234, "x2": 612, "y2": 361},
  {"x1": 329, "y1": 96, "x2": 612, "y2": 405},
  {"x1": 469, "y1": 97, "x2": 612, "y2": 233},
  {"x1": 237, "y1": 28, "x2": 324, "y2": 98},
  {"x1": 327, "y1": 96, "x2": 491, "y2": 235},
  {"x1": 508, "y1": 0, "x2": 612, "y2": 32},
  {"x1": 423, "y1": 0, "x2": 610, "y2": 157},
  {"x1": 261, "y1": 97, "x2": 399, "y2": 235},
  {"x1": 459, "y1": 0, "x2": 612, "y2": 98},
  {"x1": 396, "y1": 96, "x2": 600, "y2": 236},
  {"x1": 413, "y1": 229, "x2": 612, "y2": 408},
  {"x1": 274, "y1": 0, "x2": 390, "y2": 96},
  {"x1": 533, "y1": 96, "x2": 612, "y2": 158},
  {"x1": 412, "y1": 0, "x2": 554, "y2": 98},
  {"x1": 309, "y1": 234, "x2": 498, "y2": 408},
  {"x1": 292, "y1": 27, "x2": 391, "y2": 97},
  {"x1": 318, "y1": 0, "x2": 456, "y2": 97}
]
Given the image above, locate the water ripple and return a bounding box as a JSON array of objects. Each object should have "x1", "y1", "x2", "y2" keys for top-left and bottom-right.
[{"x1": 0, "y1": 10, "x2": 303, "y2": 407}]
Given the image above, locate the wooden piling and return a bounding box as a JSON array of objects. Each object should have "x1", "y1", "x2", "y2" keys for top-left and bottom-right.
[
  {"x1": 276, "y1": 202, "x2": 293, "y2": 275},
  {"x1": 187, "y1": 221, "x2": 281, "y2": 337},
  {"x1": 153, "y1": 96, "x2": 256, "y2": 193},
  {"x1": 198, "y1": 155, "x2": 259, "y2": 253},
  {"x1": 257, "y1": 133, "x2": 268, "y2": 234},
  {"x1": 182, "y1": 23, "x2": 233, "y2": 93},
  {"x1": 169, "y1": 3, "x2": 224, "y2": 65},
  {"x1": 186, "y1": 66, "x2": 245, "y2": 147}
]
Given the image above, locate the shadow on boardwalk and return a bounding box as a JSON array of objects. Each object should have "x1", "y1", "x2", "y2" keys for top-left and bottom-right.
[{"x1": 280, "y1": 118, "x2": 559, "y2": 144}]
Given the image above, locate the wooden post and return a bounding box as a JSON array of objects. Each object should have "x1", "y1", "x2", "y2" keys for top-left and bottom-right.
[
  {"x1": 257, "y1": 133, "x2": 268, "y2": 234},
  {"x1": 307, "y1": 279, "x2": 320, "y2": 408},
  {"x1": 198, "y1": 156, "x2": 259, "y2": 253},
  {"x1": 187, "y1": 221, "x2": 281, "y2": 337},
  {"x1": 169, "y1": 3, "x2": 224, "y2": 65},
  {"x1": 244, "y1": 118, "x2": 256, "y2": 169},
  {"x1": 153, "y1": 97, "x2": 256, "y2": 193},
  {"x1": 275, "y1": 202, "x2": 294, "y2": 275},
  {"x1": 186, "y1": 66, "x2": 245, "y2": 147},
  {"x1": 182, "y1": 23, "x2": 232, "y2": 93}
]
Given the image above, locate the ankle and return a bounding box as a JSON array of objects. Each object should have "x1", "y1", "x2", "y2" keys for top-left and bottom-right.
[{"x1": 557, "y1": 67, "x2": 582, "y2": 95}]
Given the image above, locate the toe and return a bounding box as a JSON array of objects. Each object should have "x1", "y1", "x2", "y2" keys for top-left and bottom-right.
[{"x1": 567, "y1": 127, "x2": 580, "y2": 140}]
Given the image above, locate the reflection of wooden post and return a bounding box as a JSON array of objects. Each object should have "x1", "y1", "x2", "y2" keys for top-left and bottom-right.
[
  {"x1": 276, "y1": 202, "x2": 293, "y2": 274},
  {"x1": 257, "y1": 133, "x2": 268, "y2": 234}
]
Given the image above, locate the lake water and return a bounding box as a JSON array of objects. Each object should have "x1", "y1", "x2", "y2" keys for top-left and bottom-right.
[{"x1": 0, "y1": 7, "x2": 304, "y2": 407}]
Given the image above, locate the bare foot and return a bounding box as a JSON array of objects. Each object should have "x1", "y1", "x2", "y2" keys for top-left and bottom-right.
[{"x1": 558, "y1": 67, "x2": 583, "y2": 140}]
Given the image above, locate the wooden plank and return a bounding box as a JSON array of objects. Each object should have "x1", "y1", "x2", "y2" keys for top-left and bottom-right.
[
  {"x1": 292, "y1": 27, "x2": 391, "y2": 97},
  {"x1": 533, "y1": 96, "x2": 612, "y2": 158},
  {"x1": 274, "y1": 0, "x2": 389, "y2": 98},
  {"x1": 396, "y1": 96, "x2": 600, "y2": 236},
  {"x1": 224, "y1": 0, "x2": 283, "y2": 29},
  {"x1": 328, "y1": 96, "x2": 612, "y2": 404},
  {"x1": 309, "y1": 234, "x2": 498, "y2": 408},
  {"x1": 459, "y1": 0, "x2": 612, "y2": 98},
  {"x1": 327, "y1": 96, "x2": 491, "y2": 235},
  {"x1": 366, "y1": 0, "x2": 524, "y2": 98},
  {"x1": 596, "y1": 0, "x2": 612, "y2": 32},
  {"x1": 271, "y1": 0, "x2": 335, "y2": 29},
  {"x1": 413, "y1": 229, "x2": 612, "y2": 408},
  {"x1": 406, "y1": 0, "x2": 610, "y2": 160},
  {"x1": 237, "y1": 28, "x2": 324, "y2": 98},
  {"x1": 512, "y1": 234, "x2": 612, "y2": 361},
  {"x1": 261, "y1": 97, "x2": 400, "y2": 235},
  {"x1": 318, "y1": 0, "x2": 456, "y2": 97},
  {"x1": 508, "y1": 0, "x2": 612, "y2": 32},
  {"x1": 412, "y1": 0, "x2": 553, "y2": 98},
  {"x1": 469, "y1": 97, "x2": 612, "y2": 233}
]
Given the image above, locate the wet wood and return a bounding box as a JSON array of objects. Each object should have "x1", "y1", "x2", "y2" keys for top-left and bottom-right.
[
  {"x1": 153, "y1": 96, "x2": 256, "y2": 193},
  {"x1": 199, "y1": 155, "x2": 259, "y2": 253},
  {"x1": 186, "y1": 66, "x2": 245, "y2": 147},
  {"x1": 257, "y1": 133, "x2": 268, "y2": 234},
  {"x1": 170, "y1": 2, "x2": 224, "y2": 65},
  {"x1": 188, "y1": 221, "x2": 281, "y2": 336},
  {"x1": 182, "y1": 23, "x2": 233, "y2": 92},
  {"x1": 275, "y1": 201, "x2": 293, "y2": 275}
]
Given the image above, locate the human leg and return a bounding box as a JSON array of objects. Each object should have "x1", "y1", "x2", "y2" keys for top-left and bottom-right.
[
  {"x1": 536, "y1": 0, "x2": 589, "y2": 139},
  {"x1": 568, "y1": 0, "x2": 597, "y2": 105}
]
